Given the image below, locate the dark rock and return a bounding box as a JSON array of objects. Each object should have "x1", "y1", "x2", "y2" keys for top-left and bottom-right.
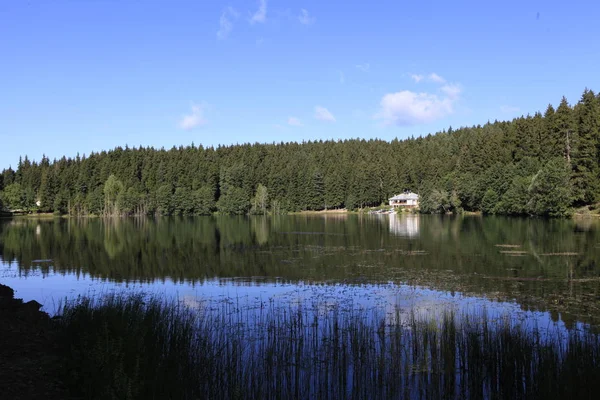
[
  {"x1": 24, "y1": 300, "x2": 43, "y2": 311},
  {"x1": 0, "y1": 284, "x2": 15, "y2": 302},
  {"x1": 0, "y1": 283, "x2": 66, "y2": 399}
]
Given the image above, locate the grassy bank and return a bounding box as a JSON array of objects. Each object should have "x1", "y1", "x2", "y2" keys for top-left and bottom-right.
[{"x1": 55, "y1": 293, "x2": 600, "y2": 400}]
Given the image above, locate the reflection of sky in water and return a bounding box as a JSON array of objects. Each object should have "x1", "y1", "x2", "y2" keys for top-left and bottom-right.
[{"x1": 0, "y1": 257, "x2": 571, "y2": 336}]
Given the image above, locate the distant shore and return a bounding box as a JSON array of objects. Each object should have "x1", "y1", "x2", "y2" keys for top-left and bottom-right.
[
  {"x1": 3, "y1": 208, "x2": 600, "y2": 219},
  {"x1": 292, "y1": 208, "x2": 349, "y2": 214}
]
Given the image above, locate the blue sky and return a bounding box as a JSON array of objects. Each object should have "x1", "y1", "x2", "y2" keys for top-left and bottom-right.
[{"x1": 1, "y1": 0, "x2": 599, "y2": 169}]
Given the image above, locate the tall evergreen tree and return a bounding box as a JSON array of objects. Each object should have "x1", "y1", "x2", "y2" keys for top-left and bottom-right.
[
  {"x1": 3, "y1": 88, "x2": 600, "y2": 217},
  {"x1": 572, "y1": 89, "x2": 600, "y2": 204}
]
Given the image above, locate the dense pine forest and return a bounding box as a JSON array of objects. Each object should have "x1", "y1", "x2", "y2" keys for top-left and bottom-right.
[{"x1": 1, "y1": 89, "x2": 599, "y2": 217}]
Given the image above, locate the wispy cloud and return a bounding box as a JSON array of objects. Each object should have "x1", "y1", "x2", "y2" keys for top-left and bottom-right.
[
  {"x1": 375, "y1": 83, "x2": 462, "y2": 126},
  {"x1": 315, "y1": 106, "x2": 336, "y2": 122},
  {"x1": 428, "y1": 73, "x2": 446, "y2": 83},
  {"x1": 288, "y1": 116, "x2": 303, "y2": 126},
  {"x1": 217, "y1": 7, "x2": 239, "y2": 40},
  {"x1": 179, "y1": 103, "x2": 208, "y2": 130},
  {"x1": 411, "y1": 72, "x2": 446, "y2": 84},
  {"x1": 339, "y1": 71, "x2": 345, "y2": 84},
  {"x1": 299, "y1": 9, "x2": 315, "y2": 25},
  {"x1": 356, "y1": 63, "x2": 370, "y2": 72},
  {"x1": 250, "y1": 0, "x2": 267, "y2": 24},
  {"x1": 441, "y1": 83, "x2": 461, "y2": 99}
]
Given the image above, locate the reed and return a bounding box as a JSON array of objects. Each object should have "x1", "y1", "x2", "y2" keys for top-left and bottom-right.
[{"x1": 58, "y1": 293, "x2": 600, "y2": 399}]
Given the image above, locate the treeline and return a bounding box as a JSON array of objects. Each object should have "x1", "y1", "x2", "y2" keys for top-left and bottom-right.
[{"x1": 1, "y1": 89, "x2": 600, "y2": 217}]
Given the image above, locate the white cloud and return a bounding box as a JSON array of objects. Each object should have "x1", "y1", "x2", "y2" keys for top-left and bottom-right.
[
  {"x1": 375, "y1": 85, "x2": 461, "y2": 126},
  {"x1": 250, "y1": 0, "x2": 267, "y2": 24},
  {"x1": 179, "y1": 104, "x2": 207, "y2": 130},
  {"x1": 428, "y1": 73, "x2": 446, "y2": 83},
  {"x1": 217, "y1": 7, "x2": 239, "y2": 39},
  {"x1": 315, "y1": 106, "x2": 336, "y2": 122},
  {"x1": 339, "y1": 71, "x2": 345, "y2": 84},
  {"x1": 299, "y1": 9, "x2": 315, "y2": 25},
  {"x1": 288, "y1": 117, "x2": 303, "y2": 126},
  {"x1": 440, "y1": 83, "x2": 461, "y2": 99},
  {"x1": 356, "y1": 63, "x2": 370, "y2": 72},
  {"x1": 411, "y1": 72, "x2": 446, "y2": 84}
]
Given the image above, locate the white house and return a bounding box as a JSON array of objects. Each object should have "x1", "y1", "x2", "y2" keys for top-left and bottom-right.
[{"x1": 389, "y1": 191, "x2": 419, "y2": 208}]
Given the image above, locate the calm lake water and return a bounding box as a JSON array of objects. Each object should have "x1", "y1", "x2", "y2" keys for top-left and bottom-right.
[{"x1": 1, "y1": 214, "x2": 599, "y2": 328}]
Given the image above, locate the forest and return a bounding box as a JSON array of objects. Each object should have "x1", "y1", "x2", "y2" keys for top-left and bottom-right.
[{"x1": 1, "y1": 89, "x2": 599, "y2": 217}]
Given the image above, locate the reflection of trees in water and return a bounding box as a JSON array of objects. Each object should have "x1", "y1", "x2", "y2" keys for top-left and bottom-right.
[
  {"x1": 103, "y1": 218, "x2": 125, "y2": 259},
  {"x1": 252, "y1": 217, "x2": 269, "y2": 245},
  {"x1": 574, "y1": 218, "x2": 594, "y2": 232},
  {"x1": 2, "y1": 215, "x2": 600, "y2": 324},
  {"x1": 1, "y1": 216, "x2": 599, "y2": 280}
]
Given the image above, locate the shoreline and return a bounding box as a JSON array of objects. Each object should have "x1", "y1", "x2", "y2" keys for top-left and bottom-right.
[
  {"x1": 0, "y1": 284, "x2": 65, "y2": 399},
  {"x1": 3, "y1": 210, "x2": 589, "y2": 219}
]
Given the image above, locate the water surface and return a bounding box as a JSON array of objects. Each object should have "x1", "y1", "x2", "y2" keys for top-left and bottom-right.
[{"x1": 1, "y1": 214, "x2": 599, "y2": 327}]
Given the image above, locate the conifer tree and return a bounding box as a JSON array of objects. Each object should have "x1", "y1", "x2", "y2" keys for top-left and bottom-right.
[
  {"x1": 2, "y1": 88, "x2": 600, "y2": 217},
  {"x1": 572, "y1": 89, "x2": 600, "y2": 204}
]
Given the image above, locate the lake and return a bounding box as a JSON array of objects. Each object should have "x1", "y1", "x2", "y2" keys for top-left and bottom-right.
[{"x1": 1, "y1": 214, "x2": 599, "y2": 328}]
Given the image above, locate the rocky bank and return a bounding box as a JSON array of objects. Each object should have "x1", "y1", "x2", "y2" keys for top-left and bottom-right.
[{"x1": 0, "y1": 284, "x2": 66, "y2": 399}]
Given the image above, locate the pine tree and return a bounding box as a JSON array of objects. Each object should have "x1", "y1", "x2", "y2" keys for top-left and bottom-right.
[
  {"x1": 528, "y1": 158, "x2": 572, "y2": 217},
  {"x1": 541, "y1": 104, "x2": 561, "y2": 160},
  {"x1": 38, "y1": 169, "x2": 55, "y2": 212},
  {"x1": 572, "y1": 89, "x2": 600, "y2": 204},
  {"x1": 192, "y1": 186, "x2": 216, "y2": 215},
  {"x1": 554, "y1": 97, "x2": 575, "y2": 164},
  {"x1": 3, "y1": 88, "x2": 600, "y2": 217}
]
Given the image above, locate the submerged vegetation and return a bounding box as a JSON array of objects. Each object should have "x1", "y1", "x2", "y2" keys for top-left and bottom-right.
[
  {"x1": 57, "y1": 293, "x2": 600, "y2": 400},
  {"x1": 1, "y1": 89, "x2": 600, "y2": 217},
  {"x1": 3, "y1": 215, "x2": 600, "y2": 326}
]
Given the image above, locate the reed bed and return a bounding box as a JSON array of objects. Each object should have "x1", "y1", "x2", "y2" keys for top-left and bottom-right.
[{"x1": 58, "y1": 293, "x2": 600, "y2": 400}]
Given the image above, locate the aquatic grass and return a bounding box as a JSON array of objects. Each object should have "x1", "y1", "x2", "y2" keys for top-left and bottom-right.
[
  {"x1": 58, "y1": 293, "x2": 600, "y2": 399},
  {"x1": 59, "y1": 294, "x2": 209, "y2": 400}
]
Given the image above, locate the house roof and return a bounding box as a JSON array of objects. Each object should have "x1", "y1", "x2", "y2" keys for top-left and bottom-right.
[{"x1": 389, "y1": 192, "x2": 419, "y2": 201}]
